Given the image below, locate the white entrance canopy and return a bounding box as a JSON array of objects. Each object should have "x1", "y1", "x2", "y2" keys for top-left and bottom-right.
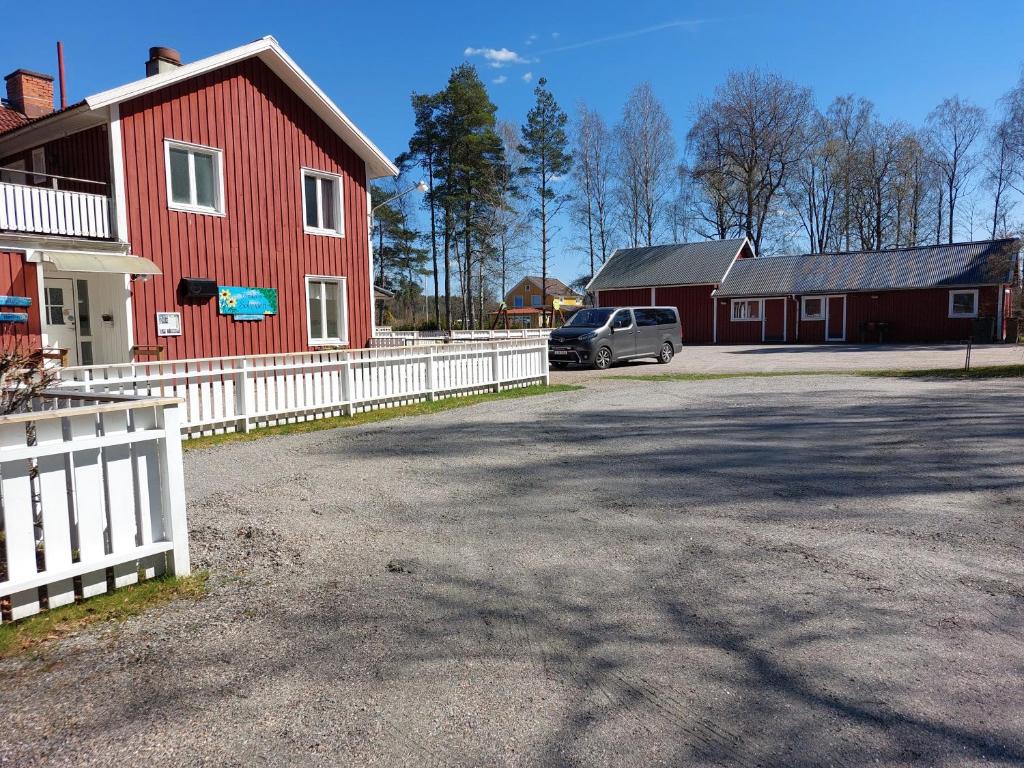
[{"x1": 39, "y1": 251, "x2": 161, "y2": 275}]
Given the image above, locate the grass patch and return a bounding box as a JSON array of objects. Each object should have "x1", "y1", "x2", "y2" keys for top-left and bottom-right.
[
  {"x1": 610, "y1": 364, "x2": 1024, "y2": 383},
  {"x1": 859, "y1": 364, "x2": 1024, "y2": 380},
  {"x1": 0, "y1": 572, "x2": 208, "y2": 659},
  {"x1": 184, "y1": 383, "x2": 583, "y2": 451}
]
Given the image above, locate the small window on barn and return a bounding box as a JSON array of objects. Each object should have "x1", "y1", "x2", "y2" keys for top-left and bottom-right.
[
  {"x1": 948, "y1": 289, "x2": 979, "y2": 318},
  {"x1": 302, "y1": 169, "x2": 344, "y2": 237},
  {"x1": 514, "y1": 295, "x2": 524, "y2": 308},
  {"x1": 306, "y1": 276, "x2": 349, "y2": 345},
  {"x1": 802, "y1": 297, "x2": 824, "y2": 320},
  {"x1": 164, "y1": 139, "x2": 224, "y2": 215},
  {"x1": 531, "y1": 294, "x2": 542, "y2": 306},
  {"x1": 731, "y1": 299, "x2": 762, "y2": 321}
]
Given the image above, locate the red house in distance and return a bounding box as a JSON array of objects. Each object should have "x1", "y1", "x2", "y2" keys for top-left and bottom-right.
[{"x1": 0, "y1": 37, "x2": 397, "y2": 365}]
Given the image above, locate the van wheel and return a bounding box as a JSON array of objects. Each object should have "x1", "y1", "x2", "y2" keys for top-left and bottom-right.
[
  {"x1": 593, "y1": 346, "x2": 613, "y2": 370},
  {"x1": 658, "y1": 342, "x2": 674, "y2": 364}
]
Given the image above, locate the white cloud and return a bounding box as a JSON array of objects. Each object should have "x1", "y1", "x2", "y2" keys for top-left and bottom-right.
[
  {"x1": 538, "y1": 19, "x2": 705, "y2": 55},
  {"x1": 463, "y1": 46, "x2": 529, "y2": 68},
  {"x1": 551, "y1": 32, "x2": 560, "y2": 39},
  {"x1": 525, "y1": 33, "x2": 538, "y2": 46},
  {"x1": 522, "y1": 72, "x2": 533, "y2": 83},
  {"x1": 492, "y1": 75, "x2": 508, "y2": 85}
]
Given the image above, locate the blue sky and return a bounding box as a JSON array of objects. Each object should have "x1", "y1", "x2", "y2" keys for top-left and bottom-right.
[{"x1": 4, "y1": 0, "x2": 1024, "y2": 286}]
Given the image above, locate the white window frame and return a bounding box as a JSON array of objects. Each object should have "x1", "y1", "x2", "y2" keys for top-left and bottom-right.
[
  {"x1": 164, "y1": 139, "x2": 225, "y2": 216},
  {"x1": 801, "y1": 296, "x2": 825, "y2": 321},
  {"x1": 301, "y1": 167, "x2": 345, "y2": 237},
  {"x1": 948, "y1": 289, "x2": 979, "y2": 318},
  {"x1": 31, "y1": 147, "x2": 46, "y2": 185},
  {"x1": 305, "y1": 275, "x2": 349, "y2": 346},
  {"x1": 731, "y1": 298, "x2": 763, "y2": 322}
]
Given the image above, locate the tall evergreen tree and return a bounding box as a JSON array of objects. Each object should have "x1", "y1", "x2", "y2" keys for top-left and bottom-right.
[
  {"x1": 519, "y1": 77, "x2": 571, "y2": 325},
  {"x1": 403, "y1": 93, "x2": 443, "y2": 328}
]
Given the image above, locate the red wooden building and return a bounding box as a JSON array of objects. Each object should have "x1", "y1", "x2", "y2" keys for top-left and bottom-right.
[
  {"x1": 587, "y1": 239, "x2": 753, "y2": 344},
  {"x1": 713, "y1": 239, "x2": 1019, "y2": 344},
  {"x1": 0, "y1": 37, "x2": 397, "y2": 365}
]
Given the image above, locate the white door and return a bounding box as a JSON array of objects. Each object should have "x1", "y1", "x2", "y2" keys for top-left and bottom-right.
[{"x1": 43, "y1": 278, "x2": 80, "y2": 366}]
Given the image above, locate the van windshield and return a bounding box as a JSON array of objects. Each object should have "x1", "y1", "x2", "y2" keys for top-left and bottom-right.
[{"x1": 564, "y1": 308, "x2": 615, "y2": 328}]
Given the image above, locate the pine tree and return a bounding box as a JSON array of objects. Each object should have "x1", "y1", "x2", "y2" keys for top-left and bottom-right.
[{"x1": 520, "y1": 78, "x2": 571, "y2": 326}]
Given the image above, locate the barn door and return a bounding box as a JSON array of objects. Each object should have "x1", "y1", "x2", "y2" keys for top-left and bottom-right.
[
  {"x1": 826, "y1": 295, "x2": 846, "y2": 342},
  {"x1": 763, "y1": 299, "x2": 785, "y2": 342}
]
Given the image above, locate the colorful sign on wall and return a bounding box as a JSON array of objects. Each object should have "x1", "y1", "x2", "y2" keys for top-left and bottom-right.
[{"x1": 217, "y1": 286, "x2": 278, "y2": 322}]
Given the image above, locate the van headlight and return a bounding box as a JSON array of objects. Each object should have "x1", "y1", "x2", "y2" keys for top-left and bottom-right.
[{"x1": 578, "y1": 332, "x2": 598, "y2": 342}]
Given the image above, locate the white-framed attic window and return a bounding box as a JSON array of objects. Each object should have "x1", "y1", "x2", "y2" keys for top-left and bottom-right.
[
  {"x1": 302, "y1": 168, "x2": 344, "y2": 237},
  {"x1": 164, "y1": 139, "x2": 225, "y2": 215},
  {"x1": 948, "y1": 289, "x2": 979, "y2": 318}
]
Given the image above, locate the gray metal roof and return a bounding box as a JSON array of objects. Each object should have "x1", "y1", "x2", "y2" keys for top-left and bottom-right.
[
  {"x1": 587, "y1": 238, "x2": 748, "y2": 291},
  {"x1": 715, "y1": 239, "x2": 1020, "y2": 297}
]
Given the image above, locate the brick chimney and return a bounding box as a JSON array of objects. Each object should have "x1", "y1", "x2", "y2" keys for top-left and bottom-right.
[
  {"x1": 4, "y1": 70, "x2": 54, "y2": 118},
  {"x1": 146, "y1": 46, "x2": 182, "y2": 77}
]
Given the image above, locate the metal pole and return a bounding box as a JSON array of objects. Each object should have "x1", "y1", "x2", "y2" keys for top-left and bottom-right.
[{"x1": 57, "y1": 41, "x2": 67, "y2": 110}]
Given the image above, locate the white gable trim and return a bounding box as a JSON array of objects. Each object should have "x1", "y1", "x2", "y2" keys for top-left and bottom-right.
[{"x1": 85, "y1": 36, "x2": 398, "y2": 180}]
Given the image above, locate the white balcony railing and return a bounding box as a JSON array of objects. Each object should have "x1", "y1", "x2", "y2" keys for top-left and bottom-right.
[{"x1": 0, "y1": 180, "x2": 112, "y2": 239}]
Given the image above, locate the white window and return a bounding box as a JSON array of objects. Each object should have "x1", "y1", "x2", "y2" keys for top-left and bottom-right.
[
  {"x1": 302, "y1": 168, "x2": 344, "y2": 236},
  {"x1": 306, "y1": 276, "x2": 348, "y2": 345},
  {"x1": 801, "y1": 296, "x2": 825, "y2": 320},
  {"x1": 31, "y1": 147, "x2": 46, "y2": 185},
  {"x1": 731, "y1": 299, "x2": 762, "y2": 321},
  {"x1": 948, "y1": 289, "x2": 979, "y2": 318},
  {"x1": 164, "y1": 139, "x2": 224, "y2": 215}
]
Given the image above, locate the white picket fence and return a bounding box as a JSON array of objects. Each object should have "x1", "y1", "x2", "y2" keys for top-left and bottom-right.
[
  {"x1": 0, "y1": 391, "x2": 189, "y2": 623},
  {"x1": 55, "y1": 339, "x2": 549, "y2": 437},
  {"x1": 375, "y1": 328, "x2": 552, "y2": 343},
  {"x1": 0, "y1": 180, "x2": 112, "y2": 239}
]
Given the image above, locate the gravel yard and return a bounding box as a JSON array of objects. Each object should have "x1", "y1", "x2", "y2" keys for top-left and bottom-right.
[
  {"x1": 2, "y1": 374, "x2": 1023, "y2": 766},
  {"x1": 552, "y1": 342, "x2": 1024, "y2": 383}
]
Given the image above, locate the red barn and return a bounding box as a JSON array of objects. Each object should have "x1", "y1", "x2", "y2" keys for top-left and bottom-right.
[
  {"x1": 587, "y1": 238, "x2": 753, "y2": 344},
  {"x1": 714, "y1": 239, "x2": 1019, "y2": 344},
  {"x1": 0, "y1": 37, "x2": 397, "y2": 365}
]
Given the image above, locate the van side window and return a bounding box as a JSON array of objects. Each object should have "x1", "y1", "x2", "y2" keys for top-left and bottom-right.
[
  {"x1": 634, "y1": 309, "x2": 660, "y2": 327},
  {"x1": 612, "y1": 310, "x2": 633, "y2": 329},
  {"x1": 655, "y1": 309, "x2": 677, "y2": 325}
]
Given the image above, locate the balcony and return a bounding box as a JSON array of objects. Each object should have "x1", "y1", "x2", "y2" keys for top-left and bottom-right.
[{"x1": 0, "y1": 172, "x2": 112, "y2": 240}]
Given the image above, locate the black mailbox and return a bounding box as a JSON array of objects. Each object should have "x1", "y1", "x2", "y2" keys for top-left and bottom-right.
[{"x1": 179, "y1": 277, "x2": 218, "y2": 301}]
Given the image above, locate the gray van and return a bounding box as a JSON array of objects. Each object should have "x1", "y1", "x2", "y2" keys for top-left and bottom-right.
[{"x1": 548, "y1": 306, "x2": 683, "y2": 370}]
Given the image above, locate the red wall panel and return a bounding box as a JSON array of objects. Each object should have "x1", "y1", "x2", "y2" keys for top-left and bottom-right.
[
  {"x1": 715, "y1": 298, "x2": 764, "y2": 344},
  {"x1": 120, "y1": 58, "x2": 372, "y2": 359},
  {"x1": 841, "y1": 287, "x2": 999, "y2": 343},
  {"x1": 0, "y1": 251, "x2": 41, "y2": 352},
  {"x1": 654, "y1": 285, "x2": 715, "y2": 343},
  {"x1": 597, "y1": 288, "x2": 650, "y2": 307}
]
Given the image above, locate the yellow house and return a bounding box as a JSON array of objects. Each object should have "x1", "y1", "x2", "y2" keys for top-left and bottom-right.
[{"x1": 503, "y1": 276, "x2": 582, "y2": 326}]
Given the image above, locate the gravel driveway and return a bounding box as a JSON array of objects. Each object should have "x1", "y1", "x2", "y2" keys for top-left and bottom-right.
[
  {"x1": 2, "y1": 375, "x2": 1023, "y2": 766},
  {"x1": 552, "y1": 342, "x2": 1024, "y2": 383}
]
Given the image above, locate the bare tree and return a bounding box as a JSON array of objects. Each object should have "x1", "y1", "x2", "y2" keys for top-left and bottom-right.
[
  {"x1": 985, "y1": 118, "x2": 1020, "y2": 239},
  {"x1": 787, "y1": 110, "x2": 842, "y2": 252},
  {"x1": 572, "y1": 103, "x2": 615, "y2": 278},
  {"x1": 688, "y1": 70, "x2": 813, "y2": 254},
  {"x1": 925, "y1": 96, "x2": 986, "y2": 243},
  {"x1": 615, "y1": 83, "x2": 677, "y2": 247}
]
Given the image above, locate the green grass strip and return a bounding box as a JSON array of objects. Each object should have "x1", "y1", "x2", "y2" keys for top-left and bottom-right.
[
  {"x1": 184, "y1": 383, "x2": 583, "y2": 451},
  {"x1": 609, "y1": 364, "x2": 1024, "y2": 383},
  {"x1": 0, "y1": 572, "x2": 208, "y2": 659}
]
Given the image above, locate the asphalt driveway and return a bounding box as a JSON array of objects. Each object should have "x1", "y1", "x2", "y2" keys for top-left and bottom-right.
[{"x1": 2, "y1": 374, "x2": 1023, "y2": 766}]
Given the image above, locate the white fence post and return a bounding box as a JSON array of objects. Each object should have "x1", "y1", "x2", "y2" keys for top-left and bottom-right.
[
  {"x1": 157, "y1": 402, "x2": 190, "y2": 577},
  {"x1": 491, "y1": 346, "x2": 502, "y2": 392},
  {"x1": 237, "y1": 358, "x2": 253, "y2": 433},
  {"x1": 426, "y1": 347, "x2": 436, "y2": 401},
  {"x1": 342, "y1": 356, "x2": 356, "y2": 416}
]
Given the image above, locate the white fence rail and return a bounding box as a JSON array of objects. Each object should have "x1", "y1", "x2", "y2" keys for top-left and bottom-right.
[
  {"x1": 0, "y1": 180, "x2": 111, "y2": 239},
  {"x1": 0, "y1": 392, "x2": 189, "y2": 623},
  {"x1": 56, "y1": 340, "x2": 549, "y2": 437},
  {"x1": 376, "y1": 328, "x2": 552, "y2": 342}
]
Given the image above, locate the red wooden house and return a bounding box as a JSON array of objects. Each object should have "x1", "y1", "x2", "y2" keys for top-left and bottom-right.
[
  {"x1": 0, "y1": 37, "x2": 397, "y2": 365},
  {"x1": 713, "y1": 239, "x2": 1019, "y2": 344},
  {"x1": 587, "y1": 239, "x2": 754, "y2": 344}
]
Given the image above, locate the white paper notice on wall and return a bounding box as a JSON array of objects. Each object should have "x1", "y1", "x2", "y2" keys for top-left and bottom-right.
[{"x1": 156, "y1": 312, "x2": 182, "y2": 337}]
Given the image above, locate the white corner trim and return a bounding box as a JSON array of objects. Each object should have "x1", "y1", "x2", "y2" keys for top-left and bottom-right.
[{"x1": 108, "y1": 104, "x2": 130, "y2": 242}]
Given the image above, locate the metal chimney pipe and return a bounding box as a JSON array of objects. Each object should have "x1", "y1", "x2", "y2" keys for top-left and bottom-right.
[{"x1": 56, "y1": 41, "x2": 66, "y2": 110}]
